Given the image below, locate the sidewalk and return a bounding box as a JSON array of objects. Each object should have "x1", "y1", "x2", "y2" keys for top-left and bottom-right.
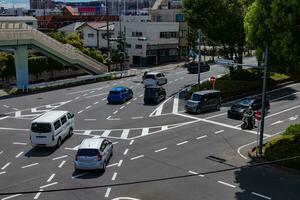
[{"x1": 0, "y1": 89, "x2": 8, "y2": 97}]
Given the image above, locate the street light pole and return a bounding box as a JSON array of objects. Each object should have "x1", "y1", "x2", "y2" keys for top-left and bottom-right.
[
  {"x1": 197, "y1": 29, "x2": 202, "y2": 91},
  {"x1": 105, "y1": 0, "x2": 111, "y2": 71},
  {"x1": 258, "y1": 46, "x2": 269, "y2": 155}
]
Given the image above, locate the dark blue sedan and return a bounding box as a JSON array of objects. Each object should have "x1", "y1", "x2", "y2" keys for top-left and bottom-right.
[{"x1": 107, "y1": 86, "x2": 133, "y2": 104}]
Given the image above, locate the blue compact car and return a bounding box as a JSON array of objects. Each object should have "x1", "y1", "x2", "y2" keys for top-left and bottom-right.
[{"x1": 107, "y1": 86, "x2": 133, "y2": 104}]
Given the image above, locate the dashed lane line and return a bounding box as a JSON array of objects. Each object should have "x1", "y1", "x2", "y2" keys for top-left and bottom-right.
[
  {"x1": 176, "y1": 141, "x2": 188, "y2": 146},
  {"x1": 105, "y1": 187, "x2": 111, "y2": 198},
  {"x1": 120, "y1": 106, "x2": 125, "y2": 110},
  {"x1": 118, "y1": 160, "x2": 123, "y2": 167},
  {"x1": 0, "y1": 151, "x2": 3, "y2": 155},
  {"x1": 111, "y1": 172, "x2": 118, "y2": 181},
  {"x1": 123, "y1": 149, "x2": 129, "y2": 155},
  {"x1": 84, "y1": 119, "x2": 97, "y2": 121},
  {"x1": 270, "y1": 120, "x2": 283, "y2": 126},
  {"x1": 1, "y1": 162, "x2": 11, "y2": 170},
  {"x1": 15, "y1": 151, "x2": 24, "y2": 158},
  {"x1": 52, "y1": 155, "x2": 68, "y2": 161},
  {"x1": 214, "y1": 130, "x2": 224, "y2": 134},
  {"x1": 113, "y1": 110, "x2": 118, "y2": 114},
  {"x1": 3, "y1": 105, "x2": 9, "y2": 108},
  {"x1": 13, "y1": 142, "x2": 27, "y2": 145},
  {"x1": 21, "y1": 163, "x2": 38, "y2": 169},
  {"x1": 188, "y1": 170, "x2": 198, "y2": 175},
  {"x1": 58, "y1": 160, "x2": 66, "y2": 168},
  {"x1": 102, "y1": 98, "x2": 107, "y2": 101},
  {"x1": 126, "y1": 101, "x2": 131, "y2": 105},
  {"x1": 129, "y1": 140, "x2": 134, "y2": 145},
  {"x1": 33, "y1": 190, "x2": 43, "y2": 200},
  {"x1": 39, "y1": 182, "x2": 58, "y2": 189},
  {"x1": 196, "y1": 135, "x2": 208, "y2": 140},
  {"x1": 130, "y1": 155, "x2": 144, "y2": 160},
  {"x1": 1, "y1": 194, "x2": 22, "y2": 200},
  {"x1": 77, "y1": 110, "x2": 83, "y2": 114},
  {"x1": 251, "y1": 192, "x2": 272, "y2": 200},
  {"x1": 47, "y1": 174, "x2": 55, "y2": 182},
  {"x1": 72, "y1": 172, "x2": 90, "y2": 179},
  {"x1": 0, "y1": 171, "x2": 6, "y2": 175},
  {"x1": 131, "y1": 116, "x2": 144, "y2": 119},
  {"x1": 94, "y1": 102, "x2": 99, "y2": 105},
  {"x1": 155, "y1": 148, "x2": 167, "y2": 153},
  {"x1": 133, "y1": 98, "x2": 138, "y2": 101},
  {"x1": 85, "y1": 106, "x2": 91, "y2": 109},
  {"x1": 217, "y1": 181, "x2": 236, "y2": 188}
]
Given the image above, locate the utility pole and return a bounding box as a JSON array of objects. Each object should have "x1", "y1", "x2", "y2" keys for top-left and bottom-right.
[
  {"x1": 106, "y1": 0, "x2": 111, "y2": 71},
  {"x1": 197, "y1": 29, "x2": 202, "y2": 91},
  {"x1": 258, "y1": 46, "x2": 269, "y2": 155}
]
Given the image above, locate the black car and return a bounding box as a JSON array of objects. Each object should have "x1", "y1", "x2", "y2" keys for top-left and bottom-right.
[
  {"x1": 186, "y1": 61, "x2": 210, "y2": 74},
  {"x1": 144, "y1": 86, "x2": 166, "y2": 105},
  {"x1": 227, "y1": 97, "x2": 270, "y2": 119}
]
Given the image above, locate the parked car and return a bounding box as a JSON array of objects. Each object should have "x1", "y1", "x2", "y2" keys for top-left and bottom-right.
[
  {"x1": 143, "y1": 72, "x2": 167, "y2": 86},
  {"x1": 74, "y1": 138, "x2": 113, "y2": 172},
  {"x1": 185, "y1": 90, "x2": 221, "y2": 114},
  {"x1": 30, "y1": 111, "x2": 75, "y2": 147},
  {"x1": 107, "y1": 86, "x2": 133, "y2": 104},
  {"x1": 186, "y1": 61, "x2": 210, "y2": 74},
  {"x1": 227, "y1": 96, "x2": 270, "y2": 119},
  {"x1": 144, "y1": 86, "x2": 166, "y2": 105}
]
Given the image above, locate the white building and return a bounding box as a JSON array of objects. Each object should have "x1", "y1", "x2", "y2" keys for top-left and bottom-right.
[{"x1": 0, "y1": 16, "x2": 38, "y2": 29}]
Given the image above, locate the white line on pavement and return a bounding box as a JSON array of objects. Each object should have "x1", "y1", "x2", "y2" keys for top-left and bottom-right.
[
  {"x1": 177, "y1": 141, "x2": 188, "y2": 146},
  {"x1": 121, "y1": 129, "x2": 130, "y2": 139},
  {"x1": 52, "y1": 155, "x2": 68, "y2": 161},
  {"x1": 131, "y1": 116, "x2": 144, "y2": 119},
  {"x1": 149, "y1": 97, "x2": 173, "y2": 117},
  {"x1": 102, "y1": 97, "x2": 106, "y2": 101},
  {"x1": 113, "y1": 141, "x2": 119, "y2": 145},
  {"x1": 251, "y1": 192, "x2": 272, "y2": 200},
  {"x1": 126, "y1": 101, "x2": 131, "y2": 105},
  {"x1": 66, "y1": 87, "x2": 103, "y2": 95},
  {"x1": 267, "y1": 104, "x2": 300, "y2": 118},
  {"x1": 102, "y1": 130, "x2": 111, "y2": 137},
  {"x1": 0, "y1": 116, "x2": 9, "y2": 121},
  {"x1": 15, "y1": 151, "x2": 24, "y2": 158},
  {"x1": 21, "y1": 163, "x2": 38, "y2": 169},
  {"x1": 111, "y1": 172, "x2": 118, "y2": 181},
  {"x1": 270, "y1": 120, "x2": 283, "y2": 126},
  {"x1": 161, "y1": 126, "x2": 168, "y2": 131},
  {"x1": 40, "y1": 182, "x2": 58, "y2": 189},
  {"x1": 188, "y1": 170, "x2": 198, "y2": 175},
  {"x1": 13, "y1": 142, "x2": 27, "y2": 145},
  {"x1": 72, "y1": 172, "x2": 90, "y2": 179},
  {"x1": 85, "y1": 93, "x2": 107, "y2": 99},
  {"x1": 105, "y1": 187, "x2": 111, "y2": 198},
  {"x1": 214, "y1": 130, "x2": 224, "y2": 134},
  {"x1": 123, "y1": 149, "x2": 129, "y2": 155},
  {"x1": 139, "y1": 94, "x2": 143, "y2": 97},
  {"x1": 133, "y1": 98, "x2": 138, "y2": 101},
  {"x1": 74, "y1": 97, "x2": 80, "y2": 100},
  {"x1": 1, "y1": 194, "x2": 22, "y2": 200},
  {"x1": 196, "y1": 135, "x2": 208, "y2": 140},
  {"x1": 107, "y1": 163, "x2": 118, "y2": 168},
  {"x1": 84, "y1": 119, "x2": 96, "y2": 121},
  {"x1": 85, "y1": 106, "x2": 91, "y2": 109},
  {"x1": 130, "y1": 155, "x2": 144, "y2": 160},
  {"x1": 129, "y1": 140, "x2": 134, "y2": 145},
  {"x1": 172, "y1": 93, "x2": 179, "y2": 114},
  {"x1": 12, "y1": 108, "x2": 18, "y2": 111},
  {"x1": 94, "y1": 102, "x2": 99, "y2": 105},
  {"x1": 270, "y1": 91, "x2": 300, "y2": 102},
  {"x1": 83, "y1": 94, "x2": 88, "y2": 97},
  {"x1": 141, "y1": 128, "x2": 149, "y2": 136},
  {"x1": 47, "y1": 174, "x2": 55, "y2": 182},
  {"x1": 78, "y1": 110, "x2": 83, "y2": 114},
  {"x1": 113, "y1": 110, "x2": 118, "y2": 114},
  {"x1": 33, "y1": 190, "x2": 43, "y2": 200},
  {"x1": 217, "y1": 181, "x2": 236, "y2": 188},
  {"x1": 120, "y1": 106, "x2": 125, "y2": 110},
  {"x1": 0, "y1": 171, "x2": 6, "y2": 175},
  {"x1": 3, "y1": 105, "x2": 9, "y2": 108},
  {"x1": 1, "y1": 162, "x2": 11, "y2": 170},
  {"x1": 205, "y1": 113, "x2": 227, "y2": 119},
  {"x1": 155, "y1": 148, "x2": 167, "y2": 153},
  {"x1": 58, "y1": 160, "x2": 66, "y2": 168}
]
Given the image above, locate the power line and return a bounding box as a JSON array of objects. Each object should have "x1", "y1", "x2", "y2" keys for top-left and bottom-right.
[{"x1": 0, "y1": 155, "x2": 299, "y2": 196}]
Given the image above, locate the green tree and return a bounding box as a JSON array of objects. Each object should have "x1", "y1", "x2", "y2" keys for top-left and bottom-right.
[
  {"x1": 48, "y1": 31, "x2": 66, "y2": 44},
  {"x1": 66, "y1": 33, "x2": 84, "y2": 50}
]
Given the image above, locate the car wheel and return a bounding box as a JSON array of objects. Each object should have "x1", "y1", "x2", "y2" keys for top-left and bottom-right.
[
  {"x1": 68, "y1": 128, "x2": 73, "y2": 137},
  {"x1": 102, "y1": 161, "x2": 107, "y2": 172},
  {"x1": 57, "y1": 138, "x2": 62, "y2": 147}
]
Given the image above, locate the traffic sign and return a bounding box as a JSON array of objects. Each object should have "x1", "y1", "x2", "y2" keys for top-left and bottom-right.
[{"x1": 255, "y1": 111, "x2": 262, "y2": 121}]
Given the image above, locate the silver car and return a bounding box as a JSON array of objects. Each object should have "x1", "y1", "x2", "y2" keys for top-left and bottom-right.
[{"x1": 74, "y1": 138, "x2": 113, "y2": 172}]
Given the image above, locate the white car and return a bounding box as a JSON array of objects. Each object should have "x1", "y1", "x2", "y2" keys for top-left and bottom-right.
[{"x1": 143, "y1": 72, "x2": 167, "y2": 86}]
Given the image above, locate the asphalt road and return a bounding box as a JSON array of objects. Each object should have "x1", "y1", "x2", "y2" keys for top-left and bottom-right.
[{"x1": 0, "y1": 58, "x2": 299, "y2": 200}]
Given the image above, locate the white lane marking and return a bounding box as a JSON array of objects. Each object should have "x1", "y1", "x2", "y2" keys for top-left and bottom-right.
[
  {"x1": 94, "y1": 102, "x2": 99, "y2": 105},
  {"x1": 83, "y1": 130, "x2": 92, "y2": 135},
  {"x1": 123, "y1": 149, "x2": 129, "y2": 155},
  {"x1": 84, "y1": 119, "x2": 96, "y2": 121},
  {"x1": 141, "y1": 128, "x2": 149, "y2": 136},
  {"x1": 251, "y1": 192, "x2": 272, "y2": 200},
  {"x1": 270, "y1": 120, "x2": 283, "y2": 126},
  {"x1": 196, "y1": 135, "x2": 208, "y2": 140},
  {"x1": 174, "y1": 79, "x2": 178, "y2": 82},
  {"x1": 33, "y1": 190, "x2": 43, "y2": 200},
  {"x1": 271, "y1": 91, "x2": 300, "y2": 102},
  {"x1": 15, "y1": 111, "x2": 21, "y2": 117},
  {"x1": 102, "y1": 130, "x2": 111, "y2": 137},
  {"x1": 161, "y1": 126, "x2": 168, "y2": 131},
  {"x1": 85, "y1": 106, "x2": 91, "y2": 109},
  {"x1": 74, "y1": 97, "x2": 80, "y2": 100},
  {"x1": 72, "y1": 172, "x2": 90, "y2": 179},
  {"x1": 52, "y1": 155, "x2": 68, "y2": 161},
  {"x1": 113, "y1": 141, "x2": 119, "y2": 145},
  {"x1": 13, "y1": 142, "x2": 27, "y2": 145},
  {"x1": 172, "y1": 93, "x2": 179, "y2": 114},
  {"x1": 78, "y1": 110, "x2": 83, "y2": 114},
  {"x1": 66, "y1": 87, "x2": 103, "y2": 95},
  {"x1": 3, "y1": 105, "x2": 9, "y2": 108},
  {"x1": 177, "y1": 141, "x2": 188, "y2": 146},
  {"x1": 155, "y1": 148, "x2": 167, "y2": 153},
  {"x1": 0, "y1": 150, "x2": 3, "y2": 155},
  {"x1": 217, "y1": 181, "x2": 236, "y2": 188},
  {"x1": 149, "y1": 97, "x2": 173, "y2": 117},
  {"x1": 15, "y1": 151, "x2": 24, "y2": 158},
  {"x1": 113, "y1": 110, "x2": 118, "y2": 114},
  {"x1": 111, "y1": 172, "x2": 118, "y2": 181},
  {"x1": 121, "y1": 129, "x2": 130, "y2": 139},
  {"x1": 90, "y1": 91, "x2": 95, "y2": 93},
  {"x1": 105, "y1": 187, "x2": 111, "y2": 198},
  {"x1": 0, "y1": 171, "x2": 6, "y2": 175},
  {"x1": 120, "y1": 106, "x2": 125, "y2": 110},
  {"x1": 40, "y1": 182, "x2": 58, "y2": 189},
  {"x1": 85, "y1": 93, "x2": 107, "y2": 99},
  {"x1": 1, "y1": 194, "x2": 22, "y2": 200},
  {"x1": 107, "y1": 163, "x2": 118, "y2": 168},
  {"x1": 12, "y1": 108, "x2": 18, "y2": 111},
  {"x1": 126, "y1": 101, "x2": 131, "y2": 105},
  {"x1": 188, "y1": 170, "x2": 198, "y2": 175},
  {"x1": 130, "y1": 155, "x2": 144, "y2": 160},
  {"x1": 47, "y1": 173, "x2": 55, "y2": 182},
  {"x1": 289, "y1": 115, "x2": 298, "y2": 121},
  {"x1": 21, "y1": 163, "x2": 38, "y2": 169},
  {"x1": 129, "y1": 140, "x2": 134, "y2": 145},
  {"x1": 102, "y1": 97, "x2": 107, "y2": 101},
  {"x1": 83, "y1": 94, "x2": 88, "y2": 97},
  {"x1": 106, "y1": 116, "x2": 111, "y2": 120},
  {"x1": 1, "y1": 162, "x2": 11, "y2": 170},
  {"x1": 131, "y1": 116, "x2": 144, "y2": 119},
  {"x1": 139, "y1": 94, "x2": 143, "y2": 97},
  {"x1": 267, "y1": 104, "x2": 300, "y2": 118},
  {"x1": 214, "y1": 130, "x2": 224, "y2": 134},
  {"x1": 133, "y1": 98, "x2": 138, "y2": 101},
  {"x1": 0, "y1": 116, "x2": 9, "y2": 120},
  {"x1": 58, "y1": 160, "x2": 66, "y2": 168},
  {"x1": 205, "y1": 112, "x2": 227, "y2": 119}
]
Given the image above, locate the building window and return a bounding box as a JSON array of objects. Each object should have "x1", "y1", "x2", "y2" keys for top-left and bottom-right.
[
  {"x1": 169, "y1": 49, "x2": 178, "y2": 56},
  {"x1": 88, "y1": 33, "x2": 94, "y2": 38},
  {"x1": 132, "y1": 32, "x2": 143, "y2": 37},
  {"x1": 135, "y1": 44, "x2": 143, "y2": 49},
  {"x1": 160, "y1": 32, "x2": 178, "y2": 39},
  {"x1": 126, "y1": 44, "x2": 132, "y2": 48}
]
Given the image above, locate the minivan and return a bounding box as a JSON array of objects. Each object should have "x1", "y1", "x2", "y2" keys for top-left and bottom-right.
[
  {"x1": 185, "y1": 90, "x2": 221, "y2": 114},
  {"x1": 143, "y1": 72, "x2": 167, "y2": 86},
  {"x1": 30, "y1": 111, "x2": 75, "y2": 147},
  {"x1": 144, "y1": 86, "x2": 166, "y2": 105}
]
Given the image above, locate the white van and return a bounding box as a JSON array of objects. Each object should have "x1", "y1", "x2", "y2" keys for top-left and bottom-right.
[
  {"x1": 143, "y1": 72, "x2": 167, "y2": 86},
  {"x1": 30, "y1": 111, "x2": 75, "y2": 147}
]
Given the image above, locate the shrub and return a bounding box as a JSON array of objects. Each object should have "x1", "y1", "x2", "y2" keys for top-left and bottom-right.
[
  {"x1": 282, "y1": 124, "x2": 300, "y2": 136},
  {"x1": 231, "y1": 69, "x2": 258, "y2": 81}
]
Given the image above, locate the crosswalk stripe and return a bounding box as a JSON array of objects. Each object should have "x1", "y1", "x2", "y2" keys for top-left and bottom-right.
[
  {"x1": 121, "y1": 129, "x2": 130, "y2": 139},
  {"x1": 102, "y1": 130, "x2": 111, "y2": 137},
  {"x1": 161, "y1": 126, "x2": 168, "y2": 131},
  {"x1": 172, "y1": 93, "x2": 179, "y2": 113},
  {"x1": 141, "y1": 128, "x2": 149, "y2": 136}
]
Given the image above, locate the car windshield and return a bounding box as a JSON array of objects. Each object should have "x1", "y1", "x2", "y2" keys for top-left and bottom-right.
[
  {"x1": 191, "y1": 94, "x2": 202, "y2": 101},
  {"x1": 77, "y1": 149, "x2": 99, "y2": 156},
  {"x1": 31, "y1": 123, "x2": 52, "y2": 133},
  {"x1": 237, "y1": 99, "x2": 255, "y2": 107},
  {"x1": 145, "y1": 74, "x2": 156, "y2": 79},
  {"x1": 110, "y1": 91, "x2": 121, "y2": 95}
]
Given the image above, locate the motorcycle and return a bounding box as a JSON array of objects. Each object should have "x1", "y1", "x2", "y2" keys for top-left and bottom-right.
[{"x1": 241, "y1": 109, "x2": 255, "y2": 130}]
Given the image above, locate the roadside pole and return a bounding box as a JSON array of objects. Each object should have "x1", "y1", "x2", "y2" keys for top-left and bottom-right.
[
  {"x1": 197, "y1": 29, "x2": 202, "y2": 91},
  {"x1": 106, "y1": 0, "x2": 111, "y2": 72},
  {"x1": 258, "y1": 46, "x2": 269, "y2": 155}
]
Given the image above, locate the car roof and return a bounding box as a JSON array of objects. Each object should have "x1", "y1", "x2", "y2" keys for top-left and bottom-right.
[
  {"x1": 79, "y1": 138, "x2": 104, "y2": 149},
  {"x1": 32, "y1": 111, "x2": 68, "y2": 123},
  {"x1": 111, "y1": 86, "x2": 128, "y2": 92},
  {"x1": 193, "y1": 90, "x2": 220, "y2": 95},
  {"x1": 147, "y1": 72, "x2": 161, "y2": 75}
]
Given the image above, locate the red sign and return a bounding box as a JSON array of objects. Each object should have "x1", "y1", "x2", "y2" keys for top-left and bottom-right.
[
  {"x1": 210, "y1": 76, "x2": 217, "y2": 84},
  {"x1": 78, "y1": 7, "x2": 97, "y2": 13},
  {"x1": 255, "y1": 111, "x2": 262, "y2": 121}
]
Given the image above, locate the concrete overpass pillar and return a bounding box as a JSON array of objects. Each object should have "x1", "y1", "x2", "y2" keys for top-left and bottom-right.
[{"x1": 14, "y1": 46, "x2": 29, "y2": 90}]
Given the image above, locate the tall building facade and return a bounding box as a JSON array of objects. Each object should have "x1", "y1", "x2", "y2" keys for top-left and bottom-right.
[{"x1": 30, "y1": 0, "x2": 54, "y2": 9}]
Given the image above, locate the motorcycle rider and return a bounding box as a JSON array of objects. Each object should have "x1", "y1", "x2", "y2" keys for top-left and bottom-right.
[{"x1": 241, "y1": 109, "x2": 255, "y2": 130}]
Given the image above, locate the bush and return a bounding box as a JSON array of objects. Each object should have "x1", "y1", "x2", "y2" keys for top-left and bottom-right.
[
  {"x1": 231, "y1": 69, "x2": 258, "y2": 81},
  {"x1": 282, "y1": 124, "x2": 300, "y2": 136}
]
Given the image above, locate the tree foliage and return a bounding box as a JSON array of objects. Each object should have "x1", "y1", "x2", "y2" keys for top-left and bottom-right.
[{"x1": 244, "y1": 0, "x2": 300, "y2": 72}]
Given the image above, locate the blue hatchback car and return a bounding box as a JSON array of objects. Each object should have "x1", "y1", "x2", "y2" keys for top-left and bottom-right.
[{"x1": 107, "y1": 86, "x2": 133, "y2": 104}]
